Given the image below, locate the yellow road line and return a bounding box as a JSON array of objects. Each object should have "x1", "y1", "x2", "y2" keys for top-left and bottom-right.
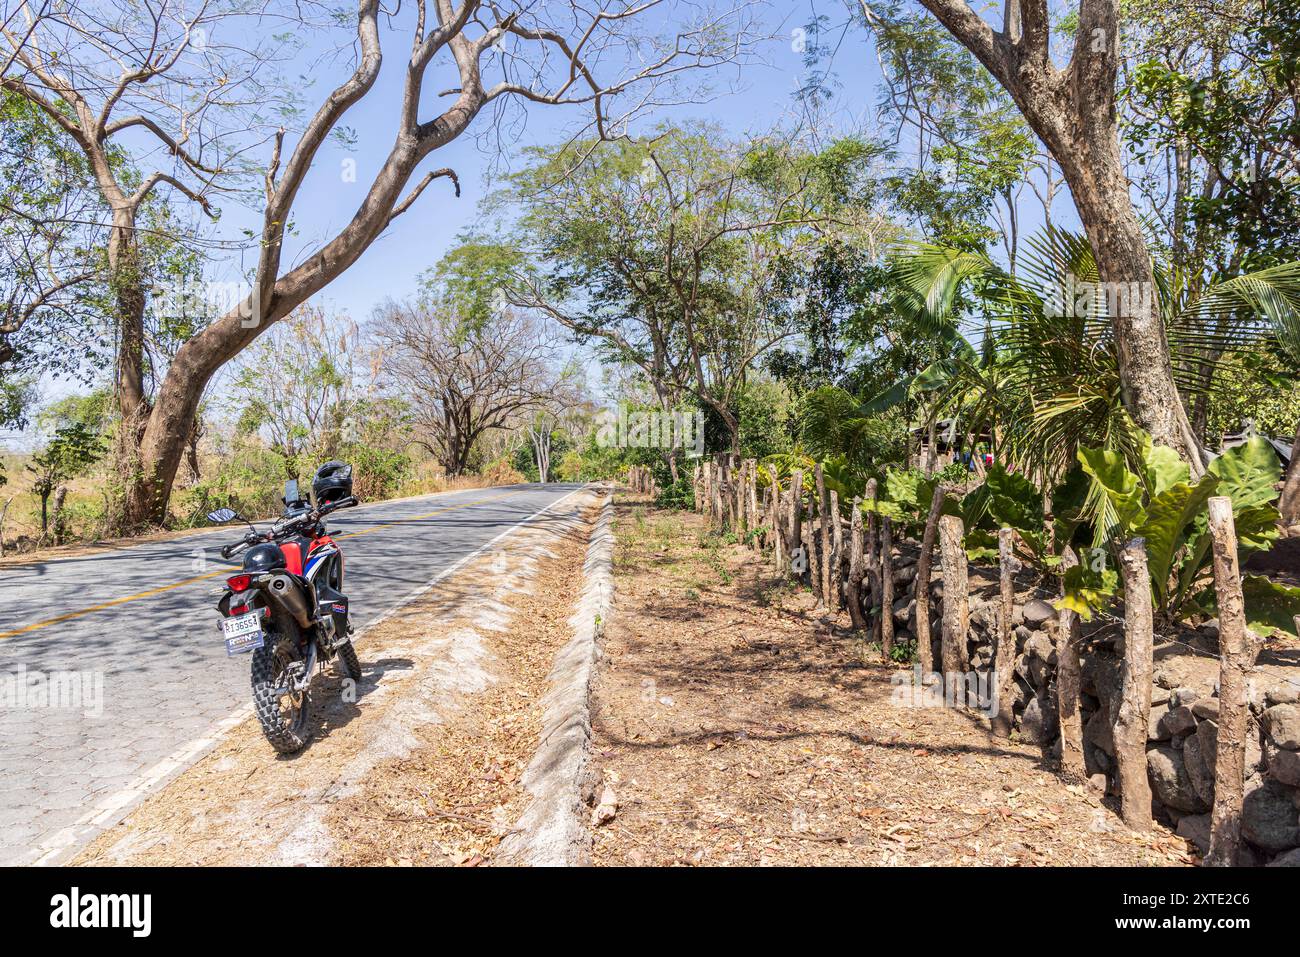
[{"x1": 0, "y1": 489, "x2": 527, "y2": 642}]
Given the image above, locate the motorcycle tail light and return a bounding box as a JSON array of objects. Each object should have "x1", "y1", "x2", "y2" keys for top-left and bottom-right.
[{"x1": 227, "y1": 574, "x2": 252, "y2": 592}]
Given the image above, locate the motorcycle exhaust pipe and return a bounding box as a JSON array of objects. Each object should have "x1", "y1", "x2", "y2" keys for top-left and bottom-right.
[{"x1": 261, "y1": 573, "x2": 315, "y2": 629}]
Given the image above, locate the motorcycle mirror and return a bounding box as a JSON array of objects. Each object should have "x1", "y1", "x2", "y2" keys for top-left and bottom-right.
[{"x1": 206, "y1": 507, "x2": 240, "y2": 524}]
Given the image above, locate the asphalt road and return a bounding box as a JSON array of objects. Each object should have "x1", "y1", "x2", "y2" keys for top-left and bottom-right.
[{"x1": 0, "y1": 482, "x2": 583, "y2": 865}]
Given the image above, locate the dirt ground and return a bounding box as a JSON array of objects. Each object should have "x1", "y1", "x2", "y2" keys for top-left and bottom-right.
[
  {"x1": 73, "y1": 495, "x2": 597, "y2": 867},
  {"x1": 587, "y1": 495, "x2": 1193, "y2": 867}
]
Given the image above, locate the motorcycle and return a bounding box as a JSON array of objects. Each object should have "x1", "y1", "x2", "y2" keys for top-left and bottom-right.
[{"x1": 206, "y1": 461, "x2": 361, "y2": 754}]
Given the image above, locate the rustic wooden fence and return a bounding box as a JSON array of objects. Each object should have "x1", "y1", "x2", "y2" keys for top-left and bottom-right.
[{"x1": 625, "y1": 457, "x2": 1267, "y2": 865}]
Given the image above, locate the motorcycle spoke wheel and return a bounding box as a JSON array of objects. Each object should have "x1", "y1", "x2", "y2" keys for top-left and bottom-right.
[{"x1": 251, "y1": 640, "x2": 311, "y2": 754}]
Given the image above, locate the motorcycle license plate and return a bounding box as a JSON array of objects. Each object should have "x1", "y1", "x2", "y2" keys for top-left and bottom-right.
[{"x1": 222, "y1": 612, "x2": 264, "y2": 656}]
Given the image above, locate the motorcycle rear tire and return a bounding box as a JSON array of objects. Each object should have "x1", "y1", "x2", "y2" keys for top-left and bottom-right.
[{"x1": 251, "y1": 641, "x2": 310, "y2": 754}]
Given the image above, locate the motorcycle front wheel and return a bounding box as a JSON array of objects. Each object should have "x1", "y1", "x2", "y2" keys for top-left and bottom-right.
[{"x1": 251, "y1": 637, "x2": 311, "y2": 754}]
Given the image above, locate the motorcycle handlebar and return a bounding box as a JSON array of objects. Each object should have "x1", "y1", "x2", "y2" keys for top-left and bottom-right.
[{"x1": 219, "y1": 497, "x2": 358, "y2": 561}]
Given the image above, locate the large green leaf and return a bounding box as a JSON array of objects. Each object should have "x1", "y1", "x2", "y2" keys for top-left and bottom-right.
[
  {"x1": 1078, "y1": 446, "x2": 1146, "y2": 531},
  {"x1": 1207, "y1": 437, "x2": 1282, "y2": 510},
  {"x1": 1143, "y1": 444, "x2": 1190, "y2": 499},
  {"x1": 1135, "y1": 475, "x2": 1219, "y2": 610},
  {"x1": 1201, "y1": 576, "x2": 1300, "y2": 639},
  {"x1": 985, "y1": 464, "x2": 1043, "y2": 532},
  {"x1": 1241, "y1": 576, "x2": 1300, "y2": 639},
  {"x1": 1231, "y1": 504, "x2": 1284, "y2": 556},
  {"x1": 1058, "y1": 561, "x2": 1119, "y2": 621},
  {"x1": 964, "y1": 527, "x2": 999, "y2": 563},
  {"x1": 959, "y1": 482, "x2": 992, "y2": 529}
]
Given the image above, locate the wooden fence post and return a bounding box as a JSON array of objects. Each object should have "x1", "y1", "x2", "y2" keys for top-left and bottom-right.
[
  {"x1": 788, "y1": 469, "x2": 804, "y2": 582},
  {"x1": 1206, "y1": 497, "x2": 1261, "y2": 866},
  {"x1": 717, "y1": 455, "x2": 728, "y2": 522},
  {"x1": 847, "y1": 498, "x2": 866, "y2": 632},
  {"x1": 914, "y1": 484, "x2": 946, "y2": 680},
  {"x1": 748, "y1": 461, "x2": 761, "y2": 551},
  {"x1": 992, "y1": 526, "x2": 1017, "y2": 737},
  {"x1": 1056, "y1": 546, "x2": 1086, "y2": 778},
  {"x1": 938, "y1": 515, "x2": 968, "y2": 689},
  {"x1": 1115, "y1": 537, "x2": 1155, "y2": 831},
  {"x1": 734, "y1": 458, "x2": 748, "y2": 537},
  {"x1": 814, "y1": 464, "x2": 832, "y2": 610},
  {"x1": 770, "y1": 477, "x2": 785, "y2": 572},
  {"x1": 864, "y1": 478, "x2": 880, "y2": 644},
  {"x1": 830, "y1": 490, "x2": 844, "y2": 614},
  {"x1": 805, "y1": 515, "x2": 819, "y2": 598},
  {"x1": 880, "y1": 516, "x2": 895, "y2": 657}
]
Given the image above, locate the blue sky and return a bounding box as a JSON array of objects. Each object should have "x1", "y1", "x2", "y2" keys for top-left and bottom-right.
[
  {"x1": 251, "y1": 0, "x2": 885, "y2": 321},
  {"x1": 7, "y1": 0, "x2": 1073, "y2": 446}
]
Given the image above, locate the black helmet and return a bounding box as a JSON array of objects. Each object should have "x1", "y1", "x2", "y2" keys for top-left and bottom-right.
[
  {"x1": 311, "y1": 461, "x2": 353, "y2": 505},
  {"x1": 243, "y1": 542, "x2": 287, "y2": 573}
]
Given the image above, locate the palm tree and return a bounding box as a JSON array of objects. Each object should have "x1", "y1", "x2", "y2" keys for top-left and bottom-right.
[{"x1": 889, "y1": 230, "x2": 1300, "y2": 495}]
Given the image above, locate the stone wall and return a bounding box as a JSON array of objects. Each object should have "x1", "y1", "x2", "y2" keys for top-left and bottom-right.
[{"x1": 887, "y1": 551, "x2": 1300, "y2": 866}]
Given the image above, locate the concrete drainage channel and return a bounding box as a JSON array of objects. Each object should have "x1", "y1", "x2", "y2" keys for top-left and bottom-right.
[{"x1": 499, "y1": 490, "x2": 614, "y2": 866}]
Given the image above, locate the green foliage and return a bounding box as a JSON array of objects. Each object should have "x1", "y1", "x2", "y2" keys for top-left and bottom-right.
[
  {"x1": 1127, "y1": 0, "x2": 1300, "y2": 269},
  {"x1": 859, "y1": 466, "x2": 951, "y2": 535},
  {"x1": 654, "y1": 475, "x2": 696, "y2": 511},
  {"x1": 958, "y1": 464, "x2": 1052, "y2": 565},
  {"x1": 420, "y1": 238, "x2": 529, "y2": 335},
  {"x1": 26, "y1": 423, "x2": 105, "y2": 534},
  {"x1": 1206, "y1": 350, "x2": 1300, "y2": 441},
  {"x1": 798, "y1": 385, "x2": 908, "y2": 473},
  {"x1": 736, "y1": 381, "x2": 796, "y2": 461},
  {"x1": 1206, "y1": 576, "x2": 1300, "y2": 639},
  {"x1": 1065, "y1": 433, "x2": 1297, "y2": 632},
  {"x1": 888, "y1": 230, "x2": 1300, "y2": 486}
]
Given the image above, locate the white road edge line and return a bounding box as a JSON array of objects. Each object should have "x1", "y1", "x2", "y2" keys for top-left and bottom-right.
[{"x1": 31, "y1": 483, "x2": 593, "y2": 867}]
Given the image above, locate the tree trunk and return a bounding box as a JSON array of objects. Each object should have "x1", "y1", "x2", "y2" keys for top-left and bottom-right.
[
  {"x1": 185, "y1": 414, "x2": 203, "y2": 484},
  {"x1": 1064, "y1": 153, "x2": 1203, "y2": 472},
  {"x1": 1115, "y1": 537, "x2": 1155, "y2": 830},
  {"x1": 0, "y1": 495, "x2": 12, "y2": 557},
  {"x1": 914, "y1": 483, "x2": 946, "y2": 680},
  {"x1": 51, "y1": 485, "x2": 68, "y2": 546},
  {"x1": 938, "y1": 515, "x2": 968, "y2": 687},
  {"x1": 1205, "y1": 497, "x2": 1262, "y2": 866},
  {"x1": 107, "y1": 204, "x2": 153, "y2": 525},
  {"x1": 991, "y1": 527, "x2": 1018, "y2": 737},
  {"x1": 916, "y1": 0, "x2": 1201, "y2": 470},
  {"x1": 108, "y1": 206, "x2": 148, "y2": 433},
  {"x1": 1056, "y1": 546, "x2": 1086, "y2": 779}
]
